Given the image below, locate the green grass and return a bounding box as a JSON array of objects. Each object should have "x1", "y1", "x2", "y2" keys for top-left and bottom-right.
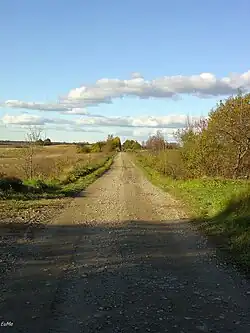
[
  {"x1": 135, "y1": 152, "x2": 250, "y2": 275},
  {"x1": 60, "y1": 156, "x2": 113, "y2": 196}
]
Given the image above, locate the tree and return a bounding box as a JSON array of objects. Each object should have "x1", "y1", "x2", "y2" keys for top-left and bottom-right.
[
  {"x1": 206, "y1": 93, "x2": 250, "y2": 178},
  {"x1": 146, "y1": 130, "x2": 165, "y2": 152},
  {"x1": 105, "y1": 135, "x2": 121, "y2": 152},
  {"x1": 21, "y1": 126, "x2": 44, "y2": 179},
  {"x1": 174, "y1": 117, "x2": 214, "y2": 178},
  {"x1": 35, "y1": 139, "x2": 44, "y2": 146},
  {"x1": 91, "y1": 142, "x2": 102, "y2": 153},
  {"x1": 122, "y1": 140, "x2": 141, "y2": 151},
  {"x1": 76, "y1": 144, "x2": 91, "y2": 153},
  {"x1": 43, "y1": 138, "x2": 52, "y2": 146},
  {"x1": 112, "y1": 136, "x2": 122, "y2": 151},
  {"x1": 174, "y1": 93, "x2": 250, "y2": 178},
  {"x1": 165, "y1": 142, "x2": 180, "y2": 149}
]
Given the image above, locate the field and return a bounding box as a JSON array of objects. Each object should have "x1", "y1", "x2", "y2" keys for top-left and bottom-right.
[
  {"x1": 0, "y1": 144, "x2": 114, "y2": 224},
  {"x1": 0, "y1": 145, "x2": 104, "y2": 179}
]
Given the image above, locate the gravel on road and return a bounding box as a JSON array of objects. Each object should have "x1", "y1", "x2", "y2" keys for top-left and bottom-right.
[{"x1": 0, "y1": 152, "x2": 249, "y2": 333}]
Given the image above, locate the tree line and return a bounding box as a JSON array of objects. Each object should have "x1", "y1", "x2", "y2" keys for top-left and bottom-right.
[{"x1": 76, "y1": 135, "x2": 122, "y2": 153}]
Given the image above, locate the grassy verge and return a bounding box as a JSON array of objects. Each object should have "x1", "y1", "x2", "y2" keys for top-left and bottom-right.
[
  {"x1": 134, "y1": 152, "x2": 250, "y2": 275},
  {"x1": 59, "y1": 154, "x2": 114, "y2": 197}
]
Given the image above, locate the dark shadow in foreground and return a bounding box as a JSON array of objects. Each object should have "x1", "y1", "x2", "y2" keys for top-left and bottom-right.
[
  {"x1": 190, "y1": 192, "x2": 250, "y2": 279},
  {"x1": 0, "y1": 219, "x2": 249, "y2": 333}
]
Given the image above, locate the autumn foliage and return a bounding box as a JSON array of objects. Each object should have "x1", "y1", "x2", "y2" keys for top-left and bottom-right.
[{"x1": 142, "y1": 93, "x2": 250, "y2": 180}]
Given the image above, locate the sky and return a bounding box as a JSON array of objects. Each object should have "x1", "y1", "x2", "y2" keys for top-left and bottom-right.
[{"x1": 0, "y1": 0, "x2": 250, "y2": 143}]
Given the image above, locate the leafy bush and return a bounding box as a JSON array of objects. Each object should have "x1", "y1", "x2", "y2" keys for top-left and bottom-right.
[
  {"x1": 136, "y1": 150, "x2": 188, "y2": 180},
  {"x1": 175, "y1": 93, "x2": 250, "y2": 179},
  {"x1": 122, "y1": 139, "x2": 141, "y2": 151},
  {"x1": 91, "y1": 143, "x2": 102, "y2": 153},
  {"x1": 76, "y1": 144, "x2": 91, "y2": 154}
]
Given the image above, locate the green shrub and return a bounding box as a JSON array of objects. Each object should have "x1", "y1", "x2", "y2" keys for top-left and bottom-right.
[{"x1": 76, "y1": 144, "x2": 91, "y2": 154}]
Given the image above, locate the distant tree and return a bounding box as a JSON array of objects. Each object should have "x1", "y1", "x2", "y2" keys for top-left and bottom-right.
[
  {"x1": 98, "y1": 141, "x2": 107, "y2": 149},
  {"x1": 165, "y1": 142, "x2": 180, "y2": 149},
  {"x1": 122, "y1": 140, "x2": 141, "y2": 151},
  {"x1": 113, "y1": 136, "x2": 122, "y2": 151},
  {"x1": 35, "y1": 139, "x2": 44, "y2": 146},
  {"x1": 21, "y1": 127, "x2": 44, "y2": 179},
  {"x1": 105, "y1": 135, "x2": 121, "y2": 152},
  {"x1": 76, "y1": 144, "x2": 91, "y2": 153},
  {"x1": 146, "y1": 130, "x2": 165, "y2": 152},
  {"x1": 91, "y1": 142, "x2": 102, "y2": 153},
  {"x1": 43, "y1": 138, "x2": 52, "y2": 146}
]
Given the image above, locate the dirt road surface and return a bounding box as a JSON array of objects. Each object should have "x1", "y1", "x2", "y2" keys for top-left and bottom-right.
[{"x1": 0, "y1": 152, "x2": 249, "y2": 332}]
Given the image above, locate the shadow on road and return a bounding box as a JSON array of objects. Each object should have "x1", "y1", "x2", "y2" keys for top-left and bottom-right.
[{"x1": 0, "y1": 219, "x2": 249, "y2": 332}]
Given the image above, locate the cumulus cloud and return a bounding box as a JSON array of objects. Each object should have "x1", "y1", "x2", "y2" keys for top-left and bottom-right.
[
  {"x1": 65, "y1": 71, "x2": 250, "y2": 104},
  {"x1": 1, "y1": 114, "x2": 106, "y2": 134},
  {"x1": 1, "y1": 71, "x2": 250, "y2": 112},
  {"x1": 75, "y1": 114, "x2": 201, "y2": 128},
  {"x1": 1, "y1": 113, "x2": 203, "y2": 141},
  {"x1": 1, "y1": 114, "x2": 74, "y2": 126},
  {"x1": 116, "y1": 127, "x2": 178, "y2": 143},
  {"x1": 118, "y1": 127, "x2": 177, "y2": 138},
  {"x1": 1, "y1": 112, "x2": 196, "y2": 143},
  {"x1": 69, "y1": 127, "x2": 104, "y2": 133},
  {"x1": 2, "y1": 100, "x2": 75, "y2": 112},
  {"x1": 42, "y1": 125, "x2": 104, "y2": 133},
  {"x1": 1, "y1": 112, "x2": 202, "y2": 130},
  {"x1": 61, "y1": 108, "x2": 89, "y2": 115}
]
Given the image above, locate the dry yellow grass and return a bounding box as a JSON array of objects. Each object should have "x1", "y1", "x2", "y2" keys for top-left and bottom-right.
[{"x1": 0, "y1": 145, "x2": 106, "y2": 180}]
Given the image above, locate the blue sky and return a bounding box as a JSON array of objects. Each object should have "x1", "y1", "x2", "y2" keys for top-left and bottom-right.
[{"x1": 0, "y1": 0, "x2": 250, "y2": 142}]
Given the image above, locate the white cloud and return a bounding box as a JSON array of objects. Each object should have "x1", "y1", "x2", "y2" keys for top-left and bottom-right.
[
  {"x1": 1, "y1": 114, "x2": 74, "y2": 126},
  {"x1": 1, "y1": 70, "x2": 250, "y2": 112},
  {"x1": 116, "y1": 127, "x2": 178, "y2": 143},
  {"x1": 2, "y1": 100, "x2": 74, "y2": 112},
  {"x1": 118, "y1": 127, "x2": 177, "y2": 139},
  {"x1": 1, "y1": 114, "x2": 105, "y2": 134},
  {"x1": 65, "y1": 71, "x2": 250, "y2": 104},
  {"x1": 69, "y1": 127, "x2": 104, "y2": 133},
  {"x1": 1, "y1": 113, "x2": 201, "y2": 129},
  {"x1": 131, "y1": 72, "x2": 144, "y2": 79},
  {"x1": 2, "y1": 113, "x2": 206, "y2": 142},
  {"x1": 61, "y1": 108, "x2": 89, "y2": 115},
  {"x1": 75, "y1": 114, "x2": 200, "y2": 128},
  {"x1": 133, "y1": 127, "x2": 176, "y2": 137},
  {"x1": 43, "y1": 125, "x2": 104, "y2": 133}
]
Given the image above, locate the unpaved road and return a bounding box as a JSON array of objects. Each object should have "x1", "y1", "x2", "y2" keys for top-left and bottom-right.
[{"x1": 0, "y1": 152, "x2": 249, "y2": 332}]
